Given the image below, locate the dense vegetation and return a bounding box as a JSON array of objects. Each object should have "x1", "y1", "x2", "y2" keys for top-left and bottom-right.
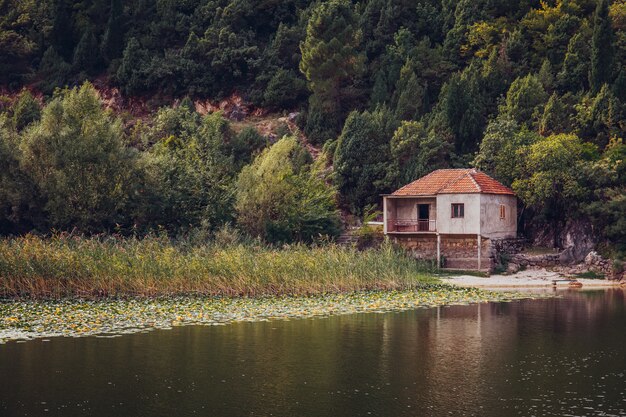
[
  {"x1": 0, "y1": 0, "x2": 625, "y2": 257},
  {"x1": 0, "y1": 234, "x2": 436, "y2": 298}
]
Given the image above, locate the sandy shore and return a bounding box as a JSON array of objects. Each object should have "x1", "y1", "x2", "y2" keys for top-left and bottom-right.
[{"x1": 441, "y1": 269, "x2": 622, "y2": 289}]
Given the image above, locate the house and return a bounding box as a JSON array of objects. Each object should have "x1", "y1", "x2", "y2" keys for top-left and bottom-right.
[{"x1": 382, "y1": 168, "x2": 517, "y2": 271}]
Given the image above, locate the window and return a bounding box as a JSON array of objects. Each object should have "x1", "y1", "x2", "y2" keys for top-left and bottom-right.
[
  {"x1": 451, "y1": 203, "x2": 464, "y2": 218},
  {"x1": 499, "y1": 204, "x2": 506, "y2": 219}
]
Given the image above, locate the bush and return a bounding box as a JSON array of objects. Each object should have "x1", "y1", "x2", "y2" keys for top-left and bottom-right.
[
  {"x1": 235, "y1": 136, "x2": 341, "y2": 244},
  {"x1": 19, "y1": 83, "x2": 138, "y2": 232}
]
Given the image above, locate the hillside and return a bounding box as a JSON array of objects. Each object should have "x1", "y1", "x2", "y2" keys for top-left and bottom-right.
[{"x1": 0, "y1": 0, "x2": 625, "y2": 258}]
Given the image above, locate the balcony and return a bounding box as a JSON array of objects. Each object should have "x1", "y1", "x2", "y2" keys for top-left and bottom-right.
[{"x1": 387, "y1": 219, "x2": 437, "y2": 233}]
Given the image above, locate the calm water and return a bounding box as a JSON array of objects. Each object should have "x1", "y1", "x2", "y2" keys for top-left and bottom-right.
[{"x1": 1, "y1": 289, "x2": 626, "y2": 417}]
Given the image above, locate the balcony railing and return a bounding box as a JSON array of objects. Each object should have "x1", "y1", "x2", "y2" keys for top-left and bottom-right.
[{"x1": 387, "y1": 219, "x2": 437, "y2": 233}]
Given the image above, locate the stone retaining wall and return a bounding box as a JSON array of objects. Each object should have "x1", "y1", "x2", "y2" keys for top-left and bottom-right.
[
  {"x1": 393, "y1": 234, "x2": 623, "y2": 279},
  {"x1": 390, "y1": 236, "x2": 438, "y2": 259},
  {"x1": 391, "y1": 235, "x2": 493, "y2": 270}
]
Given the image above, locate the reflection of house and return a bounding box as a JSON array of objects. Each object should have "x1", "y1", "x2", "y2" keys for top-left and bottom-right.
[{"x1": 382, "y1": 169, "x2": 517, "y2": 270}]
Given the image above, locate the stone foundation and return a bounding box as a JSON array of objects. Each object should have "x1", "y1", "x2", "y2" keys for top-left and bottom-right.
[
  {"x1": 391, "y1": 234, "x2": 493, "y2": 270},
  {"x1": 390, "y1": 235, "x2": 438, "y2": 259}
]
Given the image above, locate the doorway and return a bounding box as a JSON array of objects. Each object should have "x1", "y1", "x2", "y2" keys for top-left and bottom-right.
[{"x1": 417, "y1": 204, "x2": 430, "y2": 231}]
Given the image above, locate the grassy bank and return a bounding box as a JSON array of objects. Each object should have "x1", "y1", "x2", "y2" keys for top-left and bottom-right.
[{"x1": 0, "y1": 235, "x2": 437, "y2": 299}]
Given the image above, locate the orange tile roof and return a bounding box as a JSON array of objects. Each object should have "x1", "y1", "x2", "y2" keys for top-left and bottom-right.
[{"x1": 391, "y1": 169, "x2": 515, "y2": 196}]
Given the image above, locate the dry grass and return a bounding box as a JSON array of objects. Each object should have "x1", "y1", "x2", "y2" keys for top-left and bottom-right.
[{"x1": 0, "y1": 235, "x2": 437, "y2": 299}]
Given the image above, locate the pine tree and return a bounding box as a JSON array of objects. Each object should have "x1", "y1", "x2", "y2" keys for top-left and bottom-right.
[
  {"x1": 300, "y1": 0, "x2": 365, "y2": 143},
  {"x1": 504, "y1": 74, "x2": 548, "y2": 126},
  {"x1": 590, "y1": 0, "x2": 614, "y2": 93},
  {"x1": 101, "y1": 0, "x2": 125, "y2": 63},
  {"x1": 539, "y1": 93, "x2": 569, "y2": 136},
  {"x1": 116, "y1": 38, "x2": 147, "y2": 95},
  {"x1": 10, "y1": 90, "x2": 40, "y2": 131},
  {"x1": 73, "y1": 29, "x2": 99, "y2": 73},
  {"x1": 50, "y1": 0, "x2": 74, "y2": 60},
  {"x1": 393, "y1": 61, "x2": 423, "y2": 121},
  {"x1": 538, "y1": 59, "x2": 554, "y2": 92},
  {"x1": 558, "y1": 32, "x2": 591, "y2": 92},
  {"x1": 334, "y1": 106, "x2": 398, "y2": 213}
]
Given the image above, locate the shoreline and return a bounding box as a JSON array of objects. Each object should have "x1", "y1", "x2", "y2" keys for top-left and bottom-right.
[{"x1": 442, "y1": 269, "x2": 622, "y2": 289}]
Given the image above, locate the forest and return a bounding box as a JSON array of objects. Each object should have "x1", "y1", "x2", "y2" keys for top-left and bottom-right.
[{"x1": 0, "y1": 0, "x2": 625, "y2": 257}]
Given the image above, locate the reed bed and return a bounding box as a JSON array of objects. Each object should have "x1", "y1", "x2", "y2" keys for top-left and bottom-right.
[{"x1": 0, "y1": 235, "x2": 437, "y2": 299}]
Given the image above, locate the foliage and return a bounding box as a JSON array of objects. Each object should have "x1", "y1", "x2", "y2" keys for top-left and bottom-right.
[
  {"x1": 513, "y1": 133, "x2": 597, "y2": 247},
  {"x1": 0, "y1": 115, "x2": 36, "y2": 234},
  {"x1": 590, "y1": 0, "x2": 615, "y2": 93},
  {"x1": 334, "y1": 106, "x2": 398, "y2": 213},
  {"x1": 0, "y1": 0, "x2": 624, "y2": 254},
  {"x1": 504, "y1": 74, "x2": 549, "y2": 127},
  {"x1": 390, "y1": 120, "x2": 451, "y2": 186},
  {"x1": 300, "y1": 0, "x2": 365, "y2": 143},
  {"x1": 139, "y1": 107, "x2": 237, "y2": 233},
  {"x1": 9, "y1": 90, "x2": 41, "y2": 131},
  {"x1": 474, "y1": 115, "x2": 540, "y2": 186},
  {"x1": 235, "y1": 137, "x2": 340, "y2": 244},
  {"x1": 19, "y1": 83, "x2": 137, "y2": 232}
]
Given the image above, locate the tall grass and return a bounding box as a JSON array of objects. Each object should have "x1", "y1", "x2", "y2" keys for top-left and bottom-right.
[{"x1": 0, "y1": 235, "x2": 437, "y2": 299}]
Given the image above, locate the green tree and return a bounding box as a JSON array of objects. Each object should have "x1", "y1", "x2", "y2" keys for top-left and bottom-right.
[
  {"x1": 389, "y1": 120, "x2": 451, "y2": 186},
  {"x1": 50, "y1": 0, "x2": 74, "y2": 61},
  {"x1": 513, "y1": 133, "x2": 597, "y2": 247},
  {"x1": 116, "y1": 38, "x2": 149, "y2": 95},
  {"x1": 538, "y1": 59, "x2": 555, "y2": 92},
  {"x1": 73, "y1": 28, "x2": 100, "y2": 74},
  {"x1": 10, "y1": 90, "x2": 40, "y2": 131},
  {"x1": 0, "y1": 0, "x2": 38, "y2": 85},
  {"x1": 504, "y1": 74, "x2": 549, "y2": 127},
  {"x1": 393, "y1": 60, "x2": 424, "y2": 121},
  {"x1": 229, "y1": 126, "x2": 267, "y2": 169},
  {"x1": 430, "y1": 68, "x2": 485, "y2": 155},
  {"x1": 300, "y1": 0, "x2": 365, "y2": 143},
  {"x1": 539, "y1": 93, "x2": 570, "y2": 135},
  {"x1": 140, "y1": 108, "x2": 236, "y2": 233},
  {"x1": 557, "y1": 31, "x2": 591, "y2": 92},
  {"x1": 37, "y1": 47, "x2": 72, "y2": 94},
  {"x1": 263, "y1": 69, "x2": 308, "y2": 109},
  {"x1": 235, "y1": 136, "x2": 340, "y2": 244},
  {"x1": 590, "y1": 0, "x2": 614, "y2": 93},
  {"x1": 0, "y1": 115, "x2": 37, "y2": 234},
  {"x1": 587, "y1": 138, "x2": 626, "y2": 253},
  {"x1": 575, "y1": 85, "x2": 624, "y2": 148},
  {"x1": 474, "y1": 115, "x2": 540, "y2": 186},
  {"x1": 334, "y1": 106, "x2": 399, "y2": 213},
  {"x1": 101, "y1": 0, "x2": 125, "y2": 63},
  {"x1": 19, "y1": 83, "x2": 137, "y2": 232}
]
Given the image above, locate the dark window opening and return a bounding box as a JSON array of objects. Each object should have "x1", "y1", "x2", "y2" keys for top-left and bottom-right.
[{"x1": 451, "y1": 203, "x2": 464, "y2": 218}]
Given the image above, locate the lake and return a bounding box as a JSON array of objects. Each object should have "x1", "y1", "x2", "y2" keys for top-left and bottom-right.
[{"x1": 1, "y1": 289, "x2": 625, "y2": 416}]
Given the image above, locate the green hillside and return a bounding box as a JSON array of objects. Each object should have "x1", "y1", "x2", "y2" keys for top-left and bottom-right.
[{"x1": 0, "y1": 0, "x2": 624, "y2": 256}]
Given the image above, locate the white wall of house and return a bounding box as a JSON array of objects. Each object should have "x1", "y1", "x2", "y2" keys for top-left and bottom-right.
[
  {"x1": 384, "y1": 194, "x2": 517, "y2": 238},
  {"x1": 480, "y1": 194, "x2": 517, "y2": 238},
  {"x1": 435, "y1": 193, "x2": 481, "y2": 235}
]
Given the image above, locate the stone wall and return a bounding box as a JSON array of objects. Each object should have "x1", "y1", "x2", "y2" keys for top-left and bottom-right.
[
  {"x1": 391, "y1": 235, "x2": 493, "y2": 270},
  {"x1": 391, "y1": 235, "x2": 438, "y2": 259},
  {"x1": 490, "y1": 238, "x2": 527, "y2": 255}
]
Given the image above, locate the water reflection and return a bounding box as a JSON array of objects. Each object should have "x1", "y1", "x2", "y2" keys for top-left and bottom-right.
[{"x1": 1, "y1": 289, "x2": 625, "y2": 417}]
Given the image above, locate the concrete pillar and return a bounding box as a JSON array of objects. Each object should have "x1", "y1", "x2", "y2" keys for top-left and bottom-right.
[
  {"x1": 477, "y1": 234, "x2": 482, "y2": 271},
  {"x1": 436, "y1": 233, "x2": 441, "y2": 269},
  {"x1": 383, "y1": 197, "x2": 388, "y2": 234}
]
